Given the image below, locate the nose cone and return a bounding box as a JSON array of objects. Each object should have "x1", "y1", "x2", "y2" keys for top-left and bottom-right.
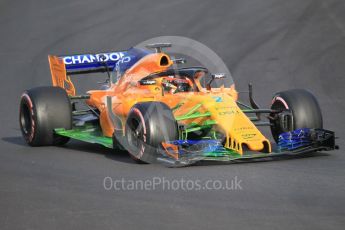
[{"x1": 201, "y1": 94, "x2": 271, "y2": 154}]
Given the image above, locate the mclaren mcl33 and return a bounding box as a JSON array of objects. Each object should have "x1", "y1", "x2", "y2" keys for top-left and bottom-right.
[{"x1": 19, "y1": 43, "x2": 338, "y2": 166}]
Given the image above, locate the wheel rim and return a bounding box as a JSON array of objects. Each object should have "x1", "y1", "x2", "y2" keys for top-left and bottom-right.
[
  {"x1": 270, "y1": 100, "x2": 288, "y2": 142},
  {"x1": 127, "y1": 118, "x2": 144, "y2": 158},
  {"x1": 20, "y1": 102, "x2": 32, "y2": 135}
]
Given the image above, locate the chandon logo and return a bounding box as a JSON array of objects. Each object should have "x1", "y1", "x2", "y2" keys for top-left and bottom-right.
[{"x1": 63, "y1": 52, "x2": 126, "y2": 65}]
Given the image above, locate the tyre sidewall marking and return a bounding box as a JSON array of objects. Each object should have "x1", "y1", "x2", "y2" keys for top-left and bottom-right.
[
  {"x1": 21, "y1": 93, "x2": 35, "y2": 142},
  {"x1": 273, "y1": 96, "x2": 289, "y2": 109}
]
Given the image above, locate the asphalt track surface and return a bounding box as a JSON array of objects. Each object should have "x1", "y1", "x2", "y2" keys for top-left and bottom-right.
[{"x1": 1, "y1": 0, "x2": 345, "y2": 229}]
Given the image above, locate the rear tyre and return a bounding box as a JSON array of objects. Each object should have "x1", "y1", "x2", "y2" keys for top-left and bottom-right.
[
  {"x1": 125, "y1": 102, "x2": 178, "y2": 163},
  {"x1": 19, "y1": 86, "x2": 72, "y2": 146},
  {"x1": 270, "y1": 89, "x2": 323, "y2": 142}
]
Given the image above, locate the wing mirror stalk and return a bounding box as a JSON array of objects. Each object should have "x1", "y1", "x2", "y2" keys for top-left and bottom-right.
[{"x1": 206, "y1": 73, "x2": 226, "y2": 90}]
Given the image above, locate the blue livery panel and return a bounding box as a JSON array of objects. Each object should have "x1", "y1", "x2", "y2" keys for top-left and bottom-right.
[
  {"x1": 60, "y1": 47, "x2": 152, "y2": 73},
  {"x1": 62, "y1": 52, "x2": 127, "y2": 71}
]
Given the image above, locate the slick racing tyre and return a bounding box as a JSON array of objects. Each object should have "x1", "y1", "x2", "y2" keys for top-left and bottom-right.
[
  {"x1": 125, "y1": 102, "x2": 178, "y2": 163},
  {"x1": 270, "y1": 89, "x2": 323, "y2": 142},
  {"x1": 19, "y1": 86, "x2": 72, "y2": 146}
]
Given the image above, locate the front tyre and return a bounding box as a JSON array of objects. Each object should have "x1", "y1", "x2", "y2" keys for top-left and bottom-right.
[
  {"x1": 19, "y1": 86, "x2": 72, "y2": 146},
  {"x1": 125, "y1": 102, "x2": 178, "y2": 163},
  {"x1": 270, "y1": 89, "x2": 323, "y2": 142}
]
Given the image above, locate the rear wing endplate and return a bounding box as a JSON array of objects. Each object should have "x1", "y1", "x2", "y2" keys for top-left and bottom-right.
[{"x1": 48, "y1": 48, "x2": 151, "y2": 96}]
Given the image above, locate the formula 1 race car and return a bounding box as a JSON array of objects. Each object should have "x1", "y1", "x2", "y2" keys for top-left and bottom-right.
[{"x1": 19, "y1": 43, "x2": 338, "y2": 166}]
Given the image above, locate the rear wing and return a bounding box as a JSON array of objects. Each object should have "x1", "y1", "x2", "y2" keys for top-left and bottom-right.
[
  {"x1": 48, "y1": 48, "x2": 151, "y2": 96},
  {"x1": 48, "y1": 51, "x2": 127, "y2": 96}
]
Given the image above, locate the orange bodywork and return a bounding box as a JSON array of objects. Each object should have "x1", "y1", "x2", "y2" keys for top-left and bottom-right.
[{"x1": 49, "y1": 52, "x2": 271, "y2": 154}]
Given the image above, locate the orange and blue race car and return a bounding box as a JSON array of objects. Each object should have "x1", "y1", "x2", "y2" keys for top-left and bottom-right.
[{"x1": 19, "y1": 43, "x2": 338, "y2": 166}]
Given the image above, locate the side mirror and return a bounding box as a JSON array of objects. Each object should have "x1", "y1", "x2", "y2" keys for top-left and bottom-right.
[
  {"x1": 171, "y1": 58, "x2": 186, "y2": 64},
  {"x1": 212, "y1": 73, "x2": 226, "y2": 80},
  {"x1": 139, "y1": 79, "x2": 157, "y2": 86},
  {"x1": 206, "y1": 73, "x2": 226, "y2": 90}
]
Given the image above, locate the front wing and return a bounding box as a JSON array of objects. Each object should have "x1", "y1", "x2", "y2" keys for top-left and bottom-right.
[{"x1": 158, "y1": 128, "x2": 337, "y2": 167}]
